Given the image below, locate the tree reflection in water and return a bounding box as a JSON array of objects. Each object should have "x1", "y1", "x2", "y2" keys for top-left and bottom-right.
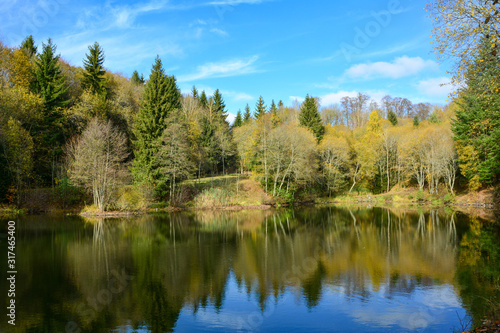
[{"x1": 2, "y1": 207, "x2": 498, "y2": 332}]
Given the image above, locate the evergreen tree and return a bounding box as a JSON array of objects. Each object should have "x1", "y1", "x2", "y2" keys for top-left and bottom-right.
[
  {"x1": 233, "y1": 110, "x2": 243, "y2": 128},
  {"x1": 199, "y1": 91, "x2": 208, "y2": 109},
  {"x1": 452, "y1": 37, "x2": 500, "y2": 187},
  {"x1": 192, "y1": 85, "x2": 199, "y2": 99},
  {"x1": 255, "y1": 96, "x2": 266, "y2": 119},
  {"x1": 131, "y1": 70, "x2": 144, "y2": 85},
  {"x1": 132, "y1": 56, "x2": 182, "y2": 187},
  {"x1": 30, "y1": 39, "x2": 69, "y2": 184},
  {"x1": 32, "y1": 39, "x2": 69, "y2": 111},
  {"x1": 212, "y1": 89, "x2": 228, "y2": 123},
  {"x1": 299, "y1": 94, "x2": 325, "y2": 143},
  {"x1": 278, "y1": 100, "x2": 284, "y2": 108},
  {"x1": 413, "y1": 115, "x2": 420, "y2": 127},
  {"x1": 20, "y1": 35, "x2": 37, "y2": 58},
  {"x1": 270, "y1": 99, "x2": 277, "y2": 115},
  {"x1": 82, "y1": 42, "x2": 107, "y2": 96},
  {"x1": 243, "y1": 104, "x2": 252, "y2": 122},
  {"x1": 388, "y1": 110, "x2": 398, "y2": 126}
]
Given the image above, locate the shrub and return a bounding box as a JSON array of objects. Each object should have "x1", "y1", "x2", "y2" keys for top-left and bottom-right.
[
  {"x1": 116, "y1": 186, "x2": 144, "y2": 211},
  {"x1": 416, "y1": 190, "x2": 425, "y2": 201},
  {"x1": 443, "y1": 193, "x2": 454, "y2": 202},
  {"x1": 194, "y1": 188, "x2": 232, "y2": 208}
]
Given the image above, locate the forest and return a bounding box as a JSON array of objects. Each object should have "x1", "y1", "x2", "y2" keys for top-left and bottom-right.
[{"x1": 0, "y1": 1, "x2": 499, "y2": 212}]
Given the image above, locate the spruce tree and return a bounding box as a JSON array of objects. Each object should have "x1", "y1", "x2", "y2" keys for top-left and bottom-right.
[
  {"x1": 131, "y1": 70, "x2": 144, "y2": 85},
  {"x1": 82, "y1": 42, "x2": 107, "y2": 96},
  {"x1": 192, "y1": 85, "x2": 199, "y2": 99},
  {"x1": 243, "y1": 104, "x2": 252, "y2": 122},
  {"x1": 388, "y1": 110, "x2": 398, "y2": 126},
  {"x1": 20, "y1": 35, "x2": 37, "y2": 58},
  {"x1": 199, "y1": 91, "x2": 208, "y2": 109},
  {"x1": 32, "y1": 39, "x2": 69, "y2": 111},
  {"x1": 278, "y1": 100, "x2": 284, "y2": 108},
  {"x1": 30, "y1": 39, "x2": 69, "y2": 184},
  {"x1": 299, "y1": 94, "x2": 324, "y2": 143},
  {"x1": 255, "y1": 96, "x2": 266, "y2": 119},
  {"x1": 270, "y1": 99, "x2": 277, "y2": 115},
  {"x1": 132, "y1": 56, "x2": 182, "y2": 186},
  {"x1": 233, "y1": 110, "x2": 243, "y2": 128},
  {"x1": 212, "y1": 89, "x2": 228, "y2": 123}
]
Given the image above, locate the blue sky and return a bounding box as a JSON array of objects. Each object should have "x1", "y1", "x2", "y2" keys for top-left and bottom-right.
[{"x1": 1, "y1": 0, "x2": 452, "y2": 122}]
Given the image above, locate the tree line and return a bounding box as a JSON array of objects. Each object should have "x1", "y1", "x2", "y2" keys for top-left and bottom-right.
[{"x1": 0, "y1": 23, "x2": 498, "y2": 210}]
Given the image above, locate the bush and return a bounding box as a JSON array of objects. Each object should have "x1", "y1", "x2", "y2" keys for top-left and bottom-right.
[
  {"x1": 416, "y1": 190, "x2": 425, "y2": 201},
  {"x1": 194, "y1": 188, "x2": 232, "y2": 208},
  {"x1": 443, "y1": 193, "x2": 454, "y2": 202},
  {"x1": 116, "y1": 186, "x2": 144, "y2": 211}
]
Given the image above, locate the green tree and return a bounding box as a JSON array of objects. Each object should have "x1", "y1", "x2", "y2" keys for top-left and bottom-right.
[
  {"x1": 212, "y1": 89, "x2": 228, "y2": 124},
  {"x1": 233, "y1": 110, "x2": 243, "y2": 128},
  {"x1": 192, "y1": 85, "x2": 199, "y2": 100},
  {"x1": 452, "y1": 38, "x2": 500, "y2": 187},
  {"x1": 20, "y1": 35, "x2": 37, "y2": 58},
  {"x1": 255, "y1": 96, "x2": 266, "y2": 119},
  {"x1": 0, "y1": 118, "x2": 34, "y2": 206},
  {"x1": 31, "y1": 39, "x2": 69, "y2": 184},
  {"x1": 132, "y1": 56, "x2": 181, "y2": 187},
  {"x1": 388, "y1": 110, "x2": 398, "y2": 126},
  {"x1": 82, "y1": 42, "x2": 107, "y2": 96},
  {"x1": 199, "y1": 91, "x2": 208, "y2": 109},
  {"x1": 413, "y1": 115, "x2": 420, "y2": 127},
  {"x1": 299, "y1": 94, "x2": 325, "y2": 143},
  {"x1": 31, "y1": 39, "x2": 69, "y2": 111},
  {"x1": 243, "y1": 104, "x2": 252, "y2": 122},
  {"x1": 131, "y1": 70, "x2": 144, "y2": 85},
  {"x1": 269, "y1": 100, "x2": 277, "y2": 115}
]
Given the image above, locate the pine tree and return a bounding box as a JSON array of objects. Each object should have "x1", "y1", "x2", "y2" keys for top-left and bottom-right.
[
  {"x1": 243, "y1": 104, "x2": 252, "y2": 122},
  {"x1": 82, "y1": 42, "x2": 107, "y2": 96},
  {"x1": 233, "y1": 110, "x2": 243, "y2": 128},
  {"x1": 299, "y1": 95, "x2": 325, "y2": 143},
  {"x1": 270, "y1": 99, "x2": 277, "y2": 115},
  {"x1": 132, "y1": 56, "x2": 182, "y2": 186},
  {"x1": 131, "y1": 70, "x2": 144, "y2": 85},
  {"x1": 31, "y1": 39, "x2": 69, "y2": 111},
  {"x1": 199, "y1": 91, "x2": 208, "y2": 109},
  {"x1": 20, "y1": 35, "x2": 37, "y2": 58},
  {"x1": 192, "y1": 85, "x2": 199, "y2": 99},
  {"x1": 30, "y1": 39, "x2": 69, "y2": 184},
  {"x1": 278, "y1": 100, "x2": 284, "y2": 108},
  {"x1": 212, "y1": 89, "x2": 228, "y2": 123},
  {"x1": 388, "y1": 110, "x2": 398, "y2": 126},
  {"x1": 255, "y1": 96, "x2": 267, "y2": 119}
]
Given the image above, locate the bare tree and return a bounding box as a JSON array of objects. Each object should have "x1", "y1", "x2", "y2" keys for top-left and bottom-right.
[{"x1": 67, "y1": 118, "x2": 129, "y2": 211}]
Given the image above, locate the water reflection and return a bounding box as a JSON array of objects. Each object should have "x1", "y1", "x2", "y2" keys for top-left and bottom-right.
[{"x1": 1, "y1": 207, "x2": 498, "y2": 332}]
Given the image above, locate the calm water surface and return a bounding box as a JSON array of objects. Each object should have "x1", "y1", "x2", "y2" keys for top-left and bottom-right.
[{"x1": 1, "y1": 207, "x2": 499, "y2": 333}]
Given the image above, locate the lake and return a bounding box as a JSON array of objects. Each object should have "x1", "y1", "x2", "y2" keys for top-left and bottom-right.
[{"x1": 1, "y1": 207, "x2": 499, "y2": 332}]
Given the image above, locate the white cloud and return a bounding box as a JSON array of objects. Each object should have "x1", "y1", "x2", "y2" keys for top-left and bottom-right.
[
  {"x1": 178, "y1": 55, "x2": 260, "y2": 82},
  {"x1": 210, "y1": 28, "x2": 229, "y2": 36},
  {"x1": 289, "y1": 96, "x2": 305, "y2": 103},
  {"x1": 416, "y1": 77, "x2": 453, "y2": 99},
  {"x1": 345, "y1": 56, "x2": 436, "y2": 79}
]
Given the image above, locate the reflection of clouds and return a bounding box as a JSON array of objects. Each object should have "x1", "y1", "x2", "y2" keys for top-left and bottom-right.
[{"x1": 338, "y1": 284, "x2": 462, "y2": 331}]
